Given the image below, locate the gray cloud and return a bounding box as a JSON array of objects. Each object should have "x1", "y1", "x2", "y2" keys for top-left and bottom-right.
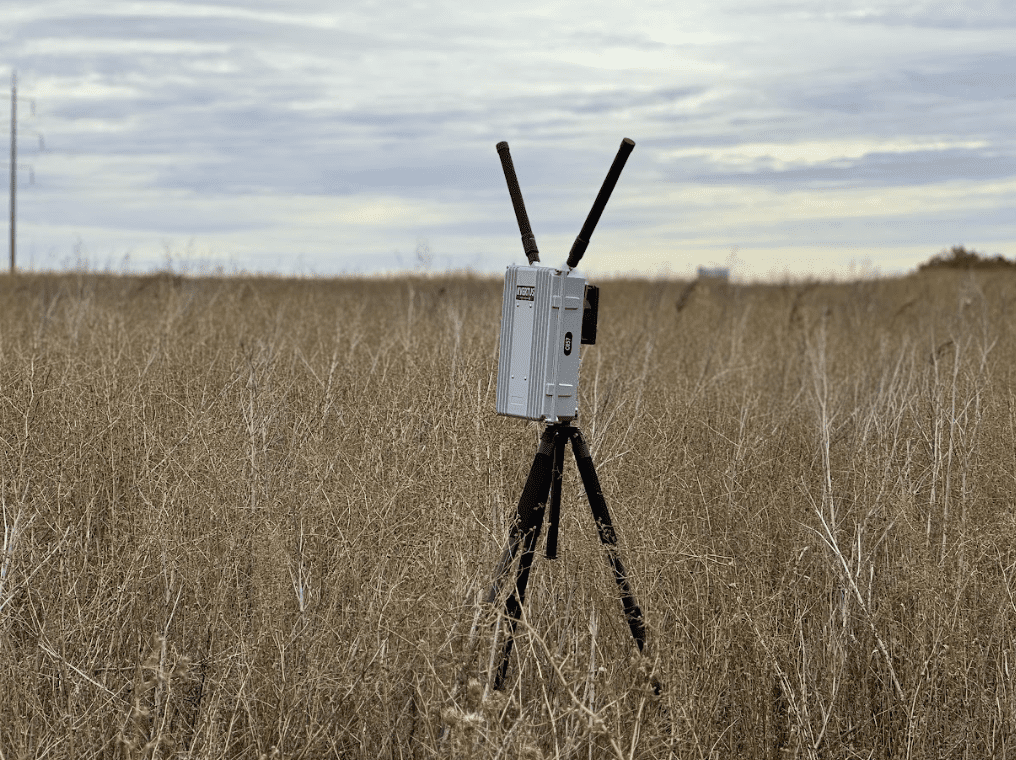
[
  {"x1": 693, "y1": 147, "x2": 1016, "y2": 188},
  {"x1": 5, "y1": 0, "x2": 1016, "y2": 277}
]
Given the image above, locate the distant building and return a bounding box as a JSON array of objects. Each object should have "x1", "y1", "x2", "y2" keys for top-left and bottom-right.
[{"x1": 697, "y1": 266, "x2": 729, "y2": 281}]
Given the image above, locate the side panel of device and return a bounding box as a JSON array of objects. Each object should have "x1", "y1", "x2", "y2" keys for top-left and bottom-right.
[
  {"x1": 497, "y1": 265, "x2": 535, "y2": 418},
  {"x1": 539, "y1": 272, "x2": 585, "y2": 422}
]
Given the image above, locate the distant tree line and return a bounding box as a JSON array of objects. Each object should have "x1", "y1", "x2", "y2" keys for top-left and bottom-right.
[{"x1": 919, "y1": 245, "x2": 1016, "y2": 271}]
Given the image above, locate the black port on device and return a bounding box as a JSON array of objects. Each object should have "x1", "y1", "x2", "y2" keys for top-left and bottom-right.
[{"x1": 581, "y1": 285, "x2": 599, "y2": 345}]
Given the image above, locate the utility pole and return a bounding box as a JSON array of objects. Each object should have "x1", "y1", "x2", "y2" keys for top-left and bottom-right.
[
  {"x1": 8, "y1": 69, "x2": 14, "y2": 274},
  {"x1": 9, "y1": 70, "x2": 15, "y2": 273},
  {"x1": 6, "y1": 71, "x2": 41, "y2": 275}
]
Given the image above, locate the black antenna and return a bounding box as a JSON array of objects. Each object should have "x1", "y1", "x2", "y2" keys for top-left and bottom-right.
[
  {"x1": 496, "y1": 141, "x2": 540, "y2": 265},
  {"x1": 566, "y1": 137, "x2": 635, "y2": 270}
]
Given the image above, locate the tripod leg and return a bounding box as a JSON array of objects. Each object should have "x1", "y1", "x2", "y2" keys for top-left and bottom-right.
[
  {"x1": 545, "y1": 425, "x2": 568, "y2": 560},
  {"x1": 568, "y1": 428, "x2": 647, "y2": 652},
  {"x1": 485, "y1": 426, "x2": 557, "y2": 604},
  {"x1": 486, "y1": 426, "x2": 558, "y2": 689}
]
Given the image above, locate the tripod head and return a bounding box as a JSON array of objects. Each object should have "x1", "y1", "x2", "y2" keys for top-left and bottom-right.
[{"x1": 494, "y1": 139, "x2": 635, "y2": 422}]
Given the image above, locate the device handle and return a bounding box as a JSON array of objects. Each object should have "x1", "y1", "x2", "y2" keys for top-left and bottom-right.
[
  {"x1": 566, "y1": 137, "x2": 635, "y2": 270},
  {"x1": 496, "y1": 141, "x2": 540, "y2": 264}
]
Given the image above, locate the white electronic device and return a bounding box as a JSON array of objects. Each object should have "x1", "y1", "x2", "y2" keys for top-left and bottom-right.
[
  {"x1": 492, "y1": 138, "x2": 630, "y2": 423},
  {"x1": 496, "y1": 264, "x2": 598, "y2": 422}
]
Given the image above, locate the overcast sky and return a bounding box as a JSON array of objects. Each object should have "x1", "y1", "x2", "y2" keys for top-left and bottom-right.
[{"x1": 3, "y1": 0, "x2": 1015, "y2": 279}]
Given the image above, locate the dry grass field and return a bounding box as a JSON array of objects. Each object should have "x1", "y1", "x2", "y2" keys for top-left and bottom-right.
[{"x1": 2, "y1": 268, "x2": 1016, "y2": 758}]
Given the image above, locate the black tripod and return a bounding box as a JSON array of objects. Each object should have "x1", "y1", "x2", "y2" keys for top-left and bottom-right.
[
  {"x1": 486, "y1": 421, "x2": 647, "y2": 690},
  {"x1": 485, "y1": 138, "x2": 650, "y2": 691}
]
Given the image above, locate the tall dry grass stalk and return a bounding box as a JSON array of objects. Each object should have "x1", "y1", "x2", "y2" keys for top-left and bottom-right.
[{"x1": 1, "y1": 268, "x2": 1015, "y2": 757}]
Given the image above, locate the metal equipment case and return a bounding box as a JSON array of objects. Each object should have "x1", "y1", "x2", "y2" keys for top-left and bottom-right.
[{"x1": 496, "y1": 264, "x2": 587, "y2": 423}]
